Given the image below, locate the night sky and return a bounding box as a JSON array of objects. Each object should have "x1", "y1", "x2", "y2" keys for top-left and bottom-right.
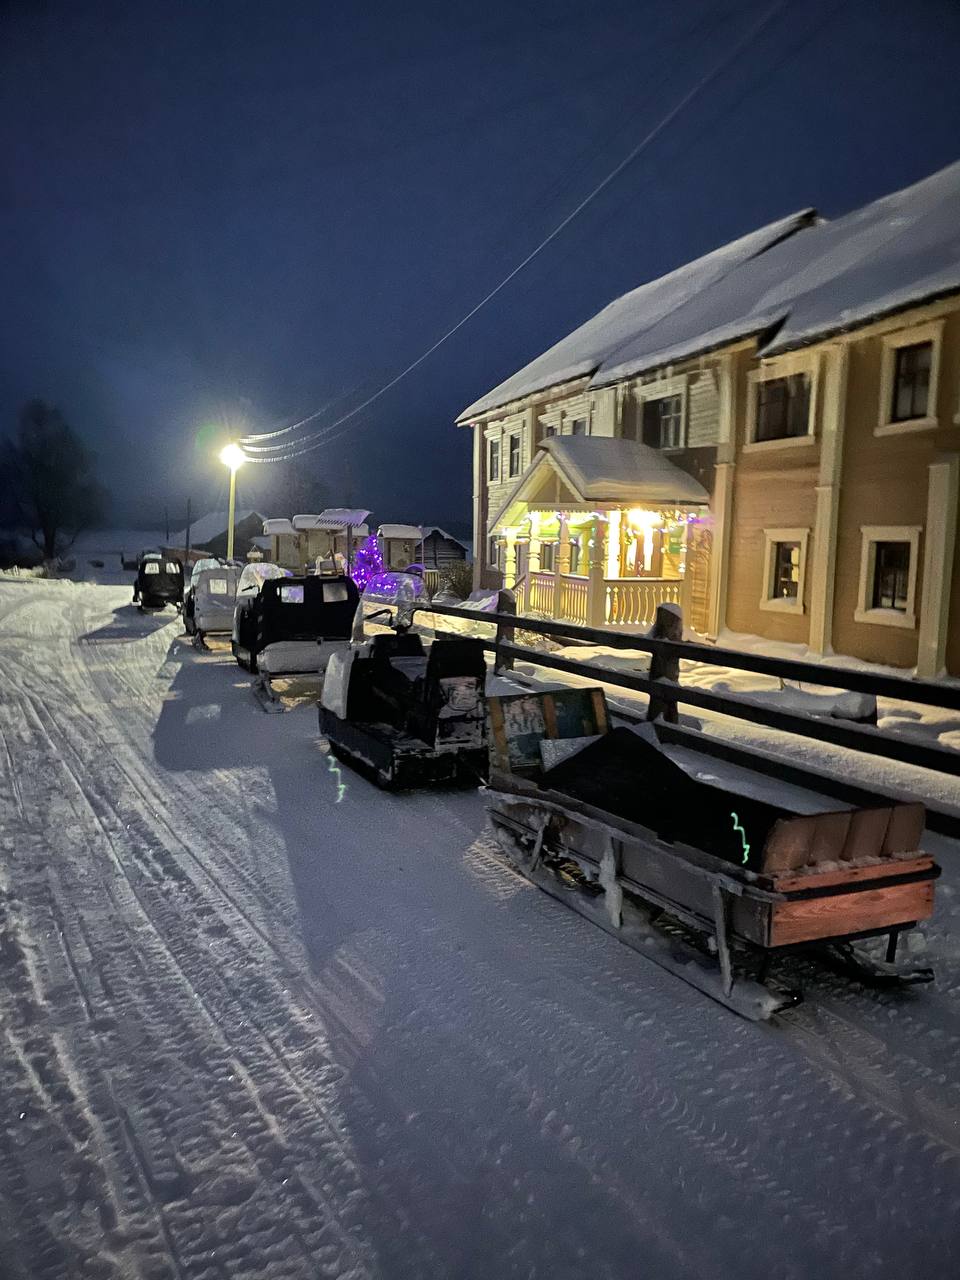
[{"x1": 3, "y1": 0, "x2": 960, "y2": 532}]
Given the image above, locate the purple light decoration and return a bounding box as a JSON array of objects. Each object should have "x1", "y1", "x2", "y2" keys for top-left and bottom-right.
[{"x1": 350, "y1": 534, "x2": 384, "y2": 590}]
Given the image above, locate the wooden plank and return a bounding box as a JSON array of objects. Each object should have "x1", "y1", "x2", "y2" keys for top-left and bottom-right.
[
  {"x1": 542, "y1": 694, "x2": 559, "y2": 739},
  {"x1": 591, "y1": 688, "x2": 609, "y2": 735},
  {"x1": 771, "y1": 855, "x2": 934, "y2": 893},
  {"x1": 769, "y1": 881, "x2": 935, "y2": 947},
  {"x1": 487, "y1": 696, "x2": 508, "y2": 773}
]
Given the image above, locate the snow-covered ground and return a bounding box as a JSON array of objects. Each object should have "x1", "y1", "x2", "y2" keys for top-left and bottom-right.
[{"x1": 2, "y1": 579, "x2": 960, "y2": 1280}]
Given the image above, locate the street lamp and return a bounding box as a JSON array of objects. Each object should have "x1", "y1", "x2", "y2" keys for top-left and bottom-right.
[{"x1": 219, "y1": 443, "x2": 247, "y2": 561}]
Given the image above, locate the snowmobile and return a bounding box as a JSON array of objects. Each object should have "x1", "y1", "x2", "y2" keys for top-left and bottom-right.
[
  {"x1": 319, "y1": 592, "x2": 487, "y2": 789},
  {"x1": 484, "y1": 688, "x2": 940, "y2": 1020},
  {"x1": 183, "y1": 561, "x2": 242, "y2": 648},
  {"x1": 133, "y1": 551, "x2": 183, "y2": 612},
  {"x1": 233, "y1": 566, "x2": 360, "y2": 708}
]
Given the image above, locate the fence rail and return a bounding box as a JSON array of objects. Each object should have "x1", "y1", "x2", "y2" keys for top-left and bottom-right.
[{"x1": 409, "y1": 599, "x2": 960, "y2": 838}]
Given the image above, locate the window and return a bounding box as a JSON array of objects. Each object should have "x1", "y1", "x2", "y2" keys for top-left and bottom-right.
[
  {"x1": 488, "y1": 438, "x2": 500, "y2": 482},
  {"x1": 570, "y1": 418, "x2": 588, "y2": 436},
  {"x1": 891, "y1": 342, "x2": 932, "y2": 423},
  {"x1": 508, "y1": 434, "x2": 521, "y2": 477},
  {"x1": 144, "y1": 562, "x2": 160, "y2": 575},
  {"x1": 540, "y1": 542, "x2": 556, "y2": 573},
  {"x1": 641, "y1": 395, "x2": 684, "y2": 449},
  {"x1": 488, "y1": 537, "x2": 500, "y2": 569},
  {"x1": 872, "y1": 542, "x2": 911, "y2": 611},
  {"x1": 755, "y1": 374, "x2": 810, "y2": 442},
  {"x1": 760, "y1": 528, "x2": 808, "y2": 614},
  {"x1": 855, "y1": 525, "x2": 921, "y2": 629},
  {"x1": 877, "y1": 322, "x2": 943, "y2": 435},
  {"x1": 280, "y1": 584, "x2": 304, "y2": 603},
  {"x1": 772, "y1": 542, "x2": 801, "y2": 600},
  {"x1": 569, "y1": 538, "x2": 581, "y2": 574},
  {"x1": 544, "y1": 425, "x2": 557, "y2": 438},
  {"x1": 321, "y1": 582, "x2": 349, "y2": 602}
]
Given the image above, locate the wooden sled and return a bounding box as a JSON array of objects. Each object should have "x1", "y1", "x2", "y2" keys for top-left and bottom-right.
[{"x1": 484, "y1": 691, "x2": 939, "y2": 1020}]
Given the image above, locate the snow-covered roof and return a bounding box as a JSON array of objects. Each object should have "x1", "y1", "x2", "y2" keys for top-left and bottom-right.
[
  {"x1": 599, "y1": 160, "x2": 960, "y2": 379},
  {"x1": 378, "y1": 523, "x2": 423, "y2": 540},
  {"x1": 460, "y1": 163, "x2": 960, "y2": 412},
  {"x1": 540, "y1": 437, "x2": 708, "y2": 504},
  {"x1": 312, "y1": 507, "x2": 371, "y2": 530},
  {"x1": 263, "y1": 518, "x2": 296, "y2": 536},
  {"x1": 456, "y1": 210, "x2": 814, "y2": 421},
  {"x1": 422, "y1": 526, "x2": 469, "y2": 549},
  {"x1": 169, "y1": 509, "x2": 264, "y2": 547}
]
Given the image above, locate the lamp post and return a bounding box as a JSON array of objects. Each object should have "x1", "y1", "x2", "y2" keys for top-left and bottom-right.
[{"x1": 219, "y1": 443, "x2": 247, "y2": 561}]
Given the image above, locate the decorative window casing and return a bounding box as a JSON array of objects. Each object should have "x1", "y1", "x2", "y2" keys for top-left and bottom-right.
[
  {"x1": 746, "y1": 353, "x2": 819, "y2": 449},
  {"x1": 855, "y1": 525, "x2": 921, "y2": 629},
  {"x1": 538, "y1": 391, "x2": 593, "y2": 437},
  {"x1": 759, "y1": 527, "x2": 809, "y2": 614},
  {"x1": 876, "y1": 321, "x2": 943, "y2": 436}
]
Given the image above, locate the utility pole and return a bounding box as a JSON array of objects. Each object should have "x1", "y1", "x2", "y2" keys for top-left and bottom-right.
[{"x1": 185, "y1": 498, "x2": 192, "y2": 566}]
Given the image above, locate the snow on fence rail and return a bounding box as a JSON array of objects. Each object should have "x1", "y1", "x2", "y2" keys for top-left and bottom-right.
[{"x1": 413, "y1": 600, "x2": 960, "y2": 838}]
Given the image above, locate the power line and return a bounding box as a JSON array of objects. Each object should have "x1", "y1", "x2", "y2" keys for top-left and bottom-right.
[{"x1": 243, "y1": 0, "x2": 787, "y2": 463}]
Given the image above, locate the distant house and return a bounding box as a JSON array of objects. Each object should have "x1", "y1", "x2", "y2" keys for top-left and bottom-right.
[
  {"x1": 420, "y1": 527, "x2": 470, "y2": 569},
  {"x1": 167, "y1": 509, "x2": 265, "y2": 562},
  {"x1": 264, "y1": 510, "x2": 371, "y2": 572},
  {"x1": 377, "y1": 524, "x2": 424, "y2": 570}
]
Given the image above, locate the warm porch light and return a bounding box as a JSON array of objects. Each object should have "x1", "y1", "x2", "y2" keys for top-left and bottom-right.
[{"x1": 626, "y1": 507, "x2": 661, "y2": 530}]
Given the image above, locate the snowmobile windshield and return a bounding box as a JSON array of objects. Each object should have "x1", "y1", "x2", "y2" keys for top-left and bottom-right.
[
  {"x1": 237, "y1": 563, "x2": 291, "y2": 594},
  {"x1": 258, "y1": 574, "x2": 360, "y2": 642}
]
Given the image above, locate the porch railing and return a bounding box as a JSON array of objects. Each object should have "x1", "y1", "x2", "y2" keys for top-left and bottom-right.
[
  {"x1": 605, "y1": 578, "x2": 681, "y2": 628},
  {"x1": 527, "y1": 570, "x2": 556, "y2": 615},
  {"x1": 558, "y1": 575, "x2": 589, "y2": 625}
]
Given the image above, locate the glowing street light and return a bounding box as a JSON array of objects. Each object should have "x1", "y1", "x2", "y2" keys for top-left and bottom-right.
[{"x1": 219, "y1": 442, "x2": 247, "y2": 560}]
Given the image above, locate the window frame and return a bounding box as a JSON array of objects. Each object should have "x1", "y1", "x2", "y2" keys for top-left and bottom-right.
[
  {"x1": 488, "y1": 437, "x2": 500, "y2": 482},
  {"x1": 641, "y1": 393, "x2": 686, "y2": 450},
  {"x1": 854, "y1": 525, "x2": 921, "y2": 629},
  {"x1": 745, "y1": 354, "x2": 819, "y2": 451},
  {"x1": 508, "y1": 433, "x2": 521, "y2": 477},
  {"x1": 876, "y1": 321, "x2": 943, "y2": 436},
  {"x1": 487, "y1": 537, "x2": 501, "y2": 569},
  {"x1": 759, "y1": 527, "x2": 809, "y2": 614}
]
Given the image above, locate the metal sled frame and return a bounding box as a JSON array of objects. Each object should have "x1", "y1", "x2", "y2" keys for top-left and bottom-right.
[
  {"x1": 321, "y1": 707, "x2": 487, "y2": 789},
  {"x1": 484, "y1": 775, "x2": 937, "y2": 1021}
]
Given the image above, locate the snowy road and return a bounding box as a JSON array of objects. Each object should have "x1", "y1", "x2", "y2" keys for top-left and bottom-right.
[{"x1": 2, "y1": 580, "x2": 959, "y2": 1280}]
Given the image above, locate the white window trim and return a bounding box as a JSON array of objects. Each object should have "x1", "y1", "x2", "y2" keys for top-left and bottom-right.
[
  {"x1": 635, "y1": 375, "x2": 688, "y2": 450},
  {"x1": 744, "y1": 352, "x2": 819, "y2": 451},
  {"x1": 854, "y1": 525, "x2": 921, "y2": 630},
  {"x1": 759, "y1": 527, "x2": 809, "y2": 614},
  {"x1": 876, "y1": 320, "x2": 943, "y2": 436}
]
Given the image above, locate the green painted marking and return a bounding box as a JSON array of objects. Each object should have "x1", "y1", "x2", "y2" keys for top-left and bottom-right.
[
  {"x1": 730, "y1": 811, "x2": 750, "y2": 864},
  {"x1": 327, "y1": 752, "x2": 347, "y2": 803}
]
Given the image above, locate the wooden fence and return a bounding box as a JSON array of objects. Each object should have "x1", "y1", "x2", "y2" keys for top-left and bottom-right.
[{"x1": 411, "y1": 600, "x2": 960, "y2": 838}]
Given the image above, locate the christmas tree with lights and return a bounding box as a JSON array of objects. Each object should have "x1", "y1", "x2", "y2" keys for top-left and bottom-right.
[{"x1": 350, "y1": 534, "x2": 384, "y2": 590}]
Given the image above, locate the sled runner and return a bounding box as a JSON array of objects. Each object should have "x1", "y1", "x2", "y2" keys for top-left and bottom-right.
[
  {"x1": 320, "y1": 604, "x2": 487, "y2": 788},
  {"x1": 484, "y1": 691, "x2": 939, "y2": 1020}
]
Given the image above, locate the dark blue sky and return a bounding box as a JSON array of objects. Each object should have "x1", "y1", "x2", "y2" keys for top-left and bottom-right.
[{"x1": 3, "y1": 0, "x2": 960, "y2": 530}]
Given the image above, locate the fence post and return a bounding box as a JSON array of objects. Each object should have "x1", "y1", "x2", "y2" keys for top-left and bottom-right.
[
  {"x1": 646, "y1": 603, "x2": 682, "y2": 724},
  {"x1": 495, "y1": 588, "x2": 516, "y2": 673}
]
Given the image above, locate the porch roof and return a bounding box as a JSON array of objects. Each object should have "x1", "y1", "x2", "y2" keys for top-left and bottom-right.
[{"x1": 489, "y1": 436, "x2": 708, "y2": 530}]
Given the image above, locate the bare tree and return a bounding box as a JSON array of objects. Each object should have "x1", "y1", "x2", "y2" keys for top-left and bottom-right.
[{"x1": 2, "y1": 400, "x2": 107, "y2": 560}]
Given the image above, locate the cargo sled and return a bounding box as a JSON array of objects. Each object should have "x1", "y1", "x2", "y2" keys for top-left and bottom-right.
[
  {"x1": 133, "y1": 552, "x2": 183, "y2": 612},
  {"x1": 484, "y1": 689, "x2": 939, "y2": 1020},
  {"x1": 319, "y1": 607, "x2": 487, "y2": 789},
  {"x1": 183, "y1": 562, "x2": 241, "y2": 647},
  {"x1": 233, "y1": 566, "x2": 360, "y2": 708}
]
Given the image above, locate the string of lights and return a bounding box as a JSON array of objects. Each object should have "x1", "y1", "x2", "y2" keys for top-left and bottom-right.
[{"x1": 240, "y1": 0, "x2": 787, "y2": 464}]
